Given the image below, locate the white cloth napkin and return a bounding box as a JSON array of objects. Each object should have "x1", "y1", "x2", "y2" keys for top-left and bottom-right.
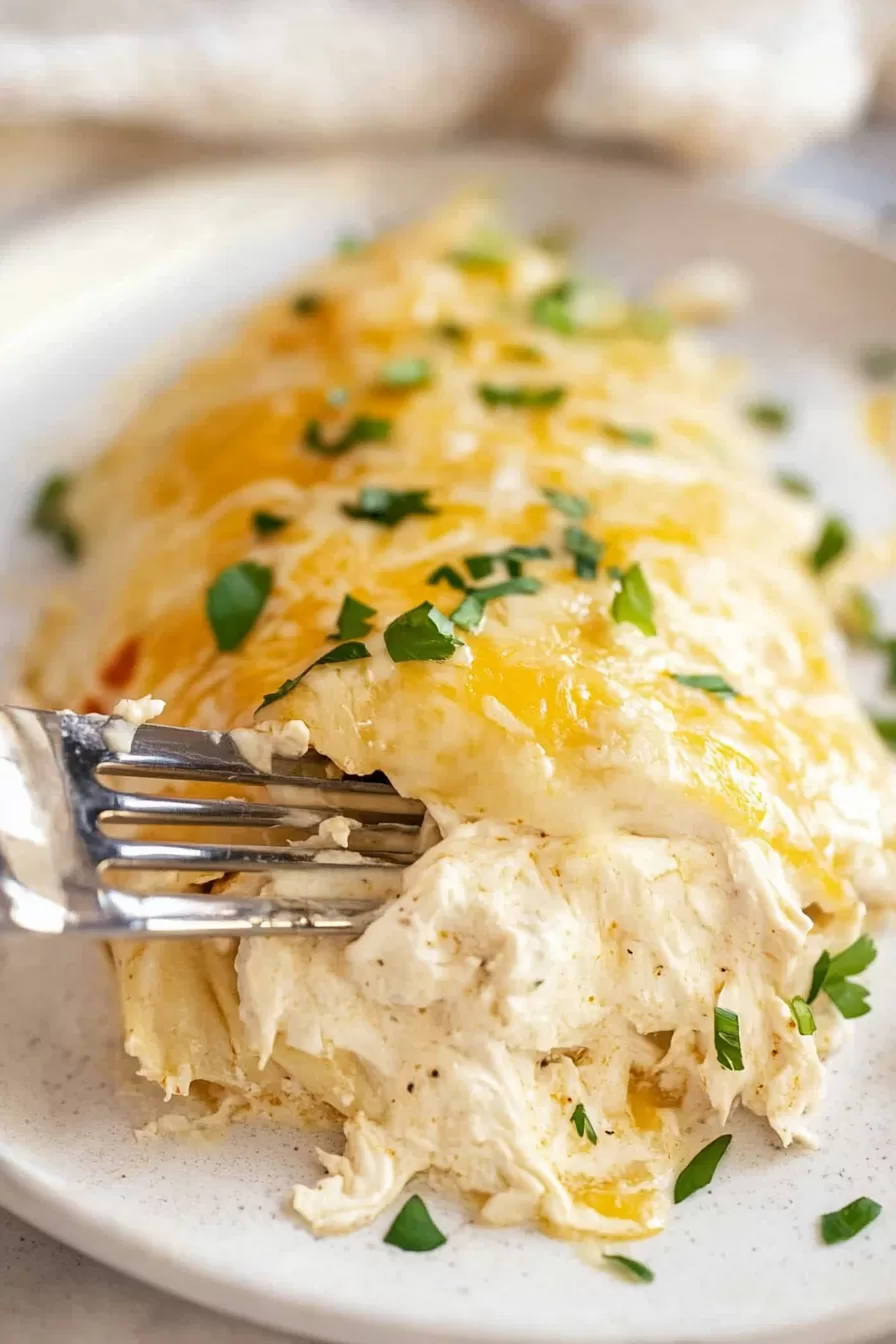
[{"x1": 1, "y1": 0, "x2": 895, "y2": 172}]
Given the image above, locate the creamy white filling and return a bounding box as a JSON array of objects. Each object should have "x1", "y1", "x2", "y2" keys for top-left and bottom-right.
[
  {"x1": 103, "y1": 694, "x2": 166, "y2": 753},
  {"x1": 230, "y1": 718, "x2": 310, "y2": 773}
]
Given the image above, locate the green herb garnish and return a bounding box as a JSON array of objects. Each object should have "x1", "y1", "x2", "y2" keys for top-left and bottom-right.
[
  {"x1": 541, "y1": 486, "x2": 591, "y2": 520},
  {"x1": 30, "y1": 472, "x2": 81, "y2": 561},
  {"x1": 383, "y1": 1195, "x2": 447, "y2": 1253},
  {"x1": 610, "y1": 564, "x2": 656, "y2": 636},
  {"x1": 384, "y1": 602, "x2": 462, "y2": 663},
  {"x1": 379, "y1": 357, "x2": 432, "y2": 390},
  {"x1": 564, "y1": 525, "x2": 603, "y2": 580},
  {"x1": 450, "y1": 576, "x2": 541, "y2": 630},
  {"x1": 343, "y1": 487, "x2": 437, "y2": 528},
  {"x1": 503, "y1": 343, "x2": 543, "y2": 363},
  {"x1": 746, "y1": 400, "x2": 790, "y2": 433},
  {"x1": 304, "y1": 415, "x2": 391, "y2": 457},
  {"x1": 776, "y1": 471, "x2": 813, "y2": 498},
  {"x1": 820, "y1": 1197, "x2": 882, "y2": 1245},
  {"x1": 252, "y1": 510, "x2": 290, "y2": 537},
  {"x1": 671, "y1": 673, "x2": 739, "y2": 699},
  {"x1": 531, "y1": 282, "x2": 577, "y2": 335},
  {"x1": 292, "y1": 292, "x2": 321, "y2": 315},
  {"x1": 427, "y1": 564, "x2": 466, "y2": 591},
  {"x1": 571, "y1": 1103, "x2": 598, "y2": 1145},
  {"x1": 329, "y1": 594, "x2": 376, "y2": 641},
  {"x1": 673, "y1": 1134, "x2": 733, "y2": 1204},
  {"x1": 807, "y1": 951, "x2": 831, "y2": 1004},
  {"x1": 477, "y1": 383, "x2": 566, "y2": 410},
  {"x1": 873, "y1": 715, "x2": 896, "y2": 748},
  {"x1": 602, "y1": 422, "x2": 656, "y2": 448},
  {"x1": 825, "y1": 980, "x2": 871, "y2": 1018},
  {"x1": 336, "y1": 233, "x2": 365, "y2": 257},
  {"x1": 464, "y1": 545, "x2": 551, "y2": 581},
  {"x1": 206, "y1": 561, "x2": 272, "y2": 652},
  {"x1": 450, "y1": 593, "x2": 485, "y2": 631},
  {"x1": 838, "y1": 588, "x2": 878, "y2": 644},
  {"x1": 789, "y1": 996, "x2": 816, "y2": 1035},
  {"x1": 810, "y1": 516, "x2": 851, "y2": 572},
  {"x1": 433, "y1": 321, "x2": 467, "y2": 342},
  {"x1": 603, "y1": 1254, "x2": 654, "y2": 1284},
  {"x1": 255, "y1": 641, "x2": 370, "y2": 711},
  {"x1": 446, "y1": 225, "x2": 510, "y2": 271},
  {"x1": 714, "y1": 1006, "x2": 744, "y2": 1071},
  {"x1": 806, "y1": 935, "x2": 876, "y2": 1019},
  {"x1": 859, "y1": 345, "x2": 896, "y2": 381}
]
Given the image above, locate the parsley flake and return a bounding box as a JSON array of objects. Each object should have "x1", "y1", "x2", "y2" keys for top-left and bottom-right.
[
  {"x1": 873, "y1": 714, "x2": 896, "y2": 748},
  {"x1": 252, "y1": 510, "x2": 290, "y2": 537},
  {"x1": 603, "y1": 1254, "x2": 654, "y2": 1284},
  {"x1": 610, "y1": 564, "x2": 656, "y2": 636},
  {"x1": 671, "y1": 673, "x2": 739, "y2": 699},
  {"x1": 859, "y1": 345, "x2": 896, "y2": 381},
  {"x1": 746, "y1": 400, "x2": 791, "y2": 433},
  {"x1": 541, "y1": 486, "x2": 591, "y2": 520},
  {"x1": 383, "y1": 1195, "x2": 447, "y2": 1252},
  {"x1": 378, "y1": 357, "x2": 432, "y2": 390},
  {"x1": 206, "y1": 561, "x2": 272, "y2": 652},
  {"x1": 821, "y1": 1197, "x2": 882, "y2": 1245},
  {"x1": 433, "y1": 321, "x2": 467, "y2": 342},
  {"x1": 838, "y1": 588, "x2": 878, "y2": 644},
  {"x1": 714, "y1": 1006, "x2": 744, "y2": 1071},
  {"x1": 450, "y1": 594, "x2": 485, "y2": 631},
  {"x1": 531, "y1": 282, "x2": 577, "y2": 335},
  {"x1": 329, "y1": 594, "x2": 376, "y2": 641},
  {"x1": 807, "y1": 951, "x2": 831, "y2": 1004},
  {"x1": 571, "y1": 1103, "x2": 598, "y2": 1145},
  {"x1": 256, "y1": 641, "x2": 370, "y2": 712},
  {"x1": 30, "y1": 472, "x2": 81, "y2": 561},
  {"x1": 384, "y1": 602, "x2": 463, "y2": 663},
  {"x1": 477, "y1": 383, "x2": 566, "y2": 410},
  {"x1": 336, "y1": 233, "x2": 365, "y2": 257},
  {"x1": 810, "y1": 516, "x2": 851, "y2": 572},
  {"x1": 673, "y1": 1134, "x2": 733, "y2": 1204},
  {"x1": 292, "y1": 292, "x2": 321, "y2": 315},
  {"x1": 776, "y1": 471, "x2": 813, "y2": 498},
  {"x1": 564, "y1": 525, "x2": 603, "y2": 580},
  {"x1": 464, "y1": 545, "x2": 550, "y2": 581},
  {"x1": 789, "y1": 996, "x2": 816, "y2": 1035},
  {"x1": 450, "y1": 576, "x2": 541, "y2": 631},
  {"x1": 602, "y1": 422, "x2": 656, "y2": 448},
  {"x1": 343, "y1": 488, "x2": 437, "y2": 528},
  {"x1": 427, "y1": 564, "x2": 466, "y2": 591},
  {"x1": 304, "y1": 415, "x2": 391, "y2": 457}
]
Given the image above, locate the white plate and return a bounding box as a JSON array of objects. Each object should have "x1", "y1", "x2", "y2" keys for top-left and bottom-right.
[{"x1": 0, "y1": 148, "x2": 895, "y2": 1344}]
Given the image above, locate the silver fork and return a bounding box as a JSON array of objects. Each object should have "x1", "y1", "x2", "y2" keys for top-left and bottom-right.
[{"x1": 0, "y1": 706, "x2": 428, "y2": 938}]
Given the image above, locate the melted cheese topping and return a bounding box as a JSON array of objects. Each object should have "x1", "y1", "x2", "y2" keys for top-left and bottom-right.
[{"x1": 26, "y1": 196, "x2": 896, "y2": 1241}]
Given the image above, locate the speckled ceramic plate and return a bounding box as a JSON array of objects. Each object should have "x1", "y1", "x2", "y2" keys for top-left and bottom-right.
[{"x1": 0, "y1": 149, "x2": 895, "y2": 1344}]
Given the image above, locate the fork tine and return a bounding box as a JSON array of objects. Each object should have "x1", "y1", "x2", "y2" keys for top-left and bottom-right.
[
  {"x1": 100, "y1": 838, "x2": 412, "y2": 875},
  {"x1": 101, "y1": 788, "x2": 423, "y2": 828}
]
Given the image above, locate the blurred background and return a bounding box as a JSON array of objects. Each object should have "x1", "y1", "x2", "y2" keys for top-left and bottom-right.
[{"x1": 3, "y1": 0, "x2": 896, "y2": 240}]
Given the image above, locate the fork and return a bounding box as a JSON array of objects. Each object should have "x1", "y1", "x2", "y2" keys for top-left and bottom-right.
[{"x1": 0, "y1": 706, "x2": 428, "y2": 938}]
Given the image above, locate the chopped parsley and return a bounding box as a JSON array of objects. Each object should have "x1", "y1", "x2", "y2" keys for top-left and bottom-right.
[
  {"x1": 531, "y1": 282, "x2": 577, "y2": 335},
  {"x1": 873, "y1": 715, "x2": 896, "y2": 748},
  {"x1": 329, "y1": 594, "x2": 376, "y2": 641},
  {"x1": 837, "y1": 588, "x2": 878, "y2": 645},
  {"x1": 427, "y1": 563, "x2": 466, "y2": 591},
  {"x1": 206, "y1": 561, "x2": 272, "y2": 652},
  {"x1": 304, "y1": 415, "x2": 391, "y2": 457},
  {"x1": 789, "y1": 996, "x2": 816, "y2": 1035},
  {"x1": 673, "y1": 1134, "x2": 733, "y2": 1204},
  {"x1": 603, "y1": 1254, "x2": 654, "y2": 1284},
  {"x1": 807, "y1": 950, "x2": 831, "y2": 1005},
  {"x1": 252, "y1": 510, "x2": 290, "y2": 537},
  {"x1": 810, "y1": 516, "x2": 851, "y2": 572},
  {"x1": 776, "y1": 471, "x2": 813, "y2": 498},
  {"x1": 745, "y1": 400, "x2": 791, "y2": 433},
  {"x1": 602, "y1": 421, "x2": 656, "y2": 448},
  {"x1": 610, "y1": 563, "x2": 656, "y2": 636},
  {"x1": 292, "y1": 292, "x2": 321, "y2": 315},
  {"x1": 255, "y1": 641, "x2": 370, "y2": 711},
  {"x1": 570, "y1": 1103, "x2": 598, "y2": 1145},
  {"x1": 714, "y1": 1005, "x2": 744, "y2": 1071},
  {"x1": 383, "y1": 1195, "x2": 447, "y2": 1252},
  {"x1": 820, "y1": 1197, "x2": 882, "y2": 1245},
  {"x1": 477, "y1": 383, "x2": 566, "y2": 410},
  {"x1": 433, "y1": 321, "x2": 467, "y2": 342},
  {"x1": 859, "y1": 345, "x2": 896, "y2": 381},
  {"x1": 541, "y1": 486, "x2": 591, "y2": 520},
  {"x1": 806, "y1": 935, "x2": 876, "y2": 1019},
  {"x1": 30, "y1": 472, "x2": 81, "y2": 561},
  {"x1": 564, "y1": 525, "x2": 603, "y2": 580},
  {"x1": 450, "y1": 576, "x2": 542, "y2": 631},
  {"x1": 450, "y1": 593, "x2": 486, "y2": 631},
  {"x1": 671, "y1": 673, "x2": 739, "y2": 699},
  {"x1": 446, "y1": 225, "x2": 510, "y2": 271},
  {"x1": 464, "y1": 545, "x2": 550, "y2": 581},
  {"x1": 343, "y1": 487, "x2": 437, "y2": 528},
  {"x1": 378, "y1": 357, "x2": 432, "y2": 390},
  {"x1": 384, "y1": 602, "x2": 462, "y2": 663}
]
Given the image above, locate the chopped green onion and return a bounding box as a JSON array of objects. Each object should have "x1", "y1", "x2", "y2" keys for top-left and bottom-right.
[
  {"x1": 30, "y1": 472, "x2": 81, "y2": 561},
  {"x1": 378, "y1": 357, "x2": 432, "y2": 390},
  {"x1": 206, "y1": 561, "x2": 272, "y2": 652},
  {"x1": 859, "y1": 345, "x2": 896, "y2": 381},
  {"x1": 610, "y1": 564, "x2": 656, "y2": 636},
  {"x1": 329, "y1": 594, "x2": 376, "y2": 641},
  {"x1": 776, "y1": 471, "x2": 813, "y2": 498},
  {"x1": 789, "y1": 996, "x2": 816, "y2": 1035},
  {"x1": 255, "y1": 641, "x2": 370, "y2": 711},
  {"x1": 603, "y1": 1254, "x2": 654, "y2": 1284},
  {"x1": 304, "y1": 415, "x2": 391, "y2": 457},
  {"x1": 541, "y1": 486, "x2": 591, "y2": 520},
  {"x1": 602, "y1": 422, "x2": 656, "y2": 448},
  {"x1": 673, "y1": 1134, "x2": 732, "y2": 1204},
  {"x1": 383, "y1": 1195, "x2": 447, "y2": 1252},
  {"x1": 427, "y1": 564, "x2": 466, "y2": 591},
  {"x1": 746, "y1": 400, "x2": 791, "y2": 433},
  {"x1": 714, "y1": 1005, "x2": 744, "y2": 1071},
  {"x1": 477, "y1": 383, "x2": 566, "y2": 410},
  {"x1": 564, "y1": 525, "x2": 603, "y2": 580},
  {"x1": 292, "y1": 292, "x2": 321, "y2": 315},
  {"x1": 570, "y1": 1103, "x2": 597, "y2": 1145},
  {"x1": 671, "y1": 673, "x2": 739, "y2": 699},
  {"x1": 810, "y1": 516, "x2": 851, "y2": 573},
  {"x1": 252, "y1": 510, "x2": 290, "y2": 537},
  {"x1": 343, "y1": 487, "x2": 437, "y2": 528},
  {"x1": 820, "y1": 1197, "x2": 881, "y2": 1245},
  {"x1": 384, "y1": 602, "x2": 462, "y2": 663}
]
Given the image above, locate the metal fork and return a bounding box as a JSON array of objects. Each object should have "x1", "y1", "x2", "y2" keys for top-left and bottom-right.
[{"x1": 0, "y1": 706, "x2": 428, "y2": 938}]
